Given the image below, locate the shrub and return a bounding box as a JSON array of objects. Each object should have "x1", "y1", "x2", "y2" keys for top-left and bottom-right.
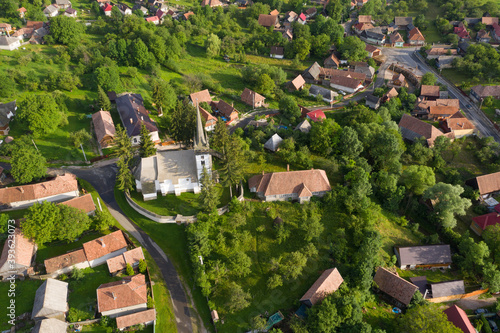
[
  {"x1": 481, "y1": 314, "x2": 492, "y2": 333},
  {"x1": 138, "y1": 259, "x2": 147, "y2": 274},
  {"x1": 147, "y1": 295, "x2": 155, "y2": 309},
  {"x1": 67, "y1": 307, "x2": 89, "y2": 322},
  {"x1": 72, "y1": 267, "x2": 84, "y2": 280},
  {"x1": 60, "y1": 274, "x2": 68, "y2": 281},
  {"x1": 126, "y1": 263, "x2": 134, "y2": 276}
]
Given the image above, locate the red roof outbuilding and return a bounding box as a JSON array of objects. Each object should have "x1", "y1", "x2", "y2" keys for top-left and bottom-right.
[
  {"x1": 444, "y1": 305, "x2": 476, "y2": 333},
  {"x1": 306, "y1": 110, "x2": 326, "y2": 122}
]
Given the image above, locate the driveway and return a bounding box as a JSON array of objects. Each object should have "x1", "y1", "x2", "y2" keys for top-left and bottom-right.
[
  {"x1": 455, "y1": 294, "x2": 499, "y2": 310},
  {"x1": 63, "y1": 165, "x2": 199, "y2": 333}
]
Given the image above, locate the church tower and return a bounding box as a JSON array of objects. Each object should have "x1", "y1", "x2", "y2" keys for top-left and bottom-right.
[{"x1": 193, "y1": 102, "x2": 212, "y2": 183}]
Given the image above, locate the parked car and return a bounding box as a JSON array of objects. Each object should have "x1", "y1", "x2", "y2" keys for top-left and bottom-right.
[
  {"x1": 475, "y1": 308, "x2": 488, "y2": 314},
  {"x1": 488, "y1": 319, "x2": 498, "y2": 332}
]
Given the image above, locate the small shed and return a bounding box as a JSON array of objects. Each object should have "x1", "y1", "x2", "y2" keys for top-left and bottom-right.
[
  {"x1": 31, "y1": 279, "x2": 69, "y2": 321},
  {"x1": 295, "y1": 119, "x2": 312, "y2": 133},
  {"x1": 32, "y1": 318, "x2": 67, "y2": 333},
  {"x1": 430, "y1": 280, "x2": 465, "y2": 298},
  {"x1": 264, "y1": 134, "x2": 283, "y2": 152},
  {"x1": 211, "y1": 310, "x2": 219, "y2": 323}
]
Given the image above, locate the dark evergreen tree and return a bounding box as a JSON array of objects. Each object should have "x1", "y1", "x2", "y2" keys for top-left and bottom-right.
[{"x1": 139, "y1": 123, "x2": 156, "y2": 157}]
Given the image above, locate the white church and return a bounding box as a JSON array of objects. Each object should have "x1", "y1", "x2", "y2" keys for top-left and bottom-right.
[{"x1": 135, "y1": 105, "x2": 212, "y2": 200}]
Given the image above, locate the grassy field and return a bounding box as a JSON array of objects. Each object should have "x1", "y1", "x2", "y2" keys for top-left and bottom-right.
[
  {"x1": 481, "y1": 98, "x2": 500, "y2": 123},
  {"x1": 0, "y1": 279, "x2": 43, "y2": 331},
  {"x1": 129, "y1": 184, "x2": 231, "y2": 216}
]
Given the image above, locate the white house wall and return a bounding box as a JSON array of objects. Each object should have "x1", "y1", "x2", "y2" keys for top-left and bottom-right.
[
  {"x1": 88, "y1": 248, "x2": 128, "y2": 268},
  {"x1": 102, "y1": 303, "x2": 148, "y2": 318},
  {"x1": 50, "y1": 261, "x2": 90, "y2": 278},
  {"x1": 9, "y1": 191, "x2": 80, "y2": 209}
]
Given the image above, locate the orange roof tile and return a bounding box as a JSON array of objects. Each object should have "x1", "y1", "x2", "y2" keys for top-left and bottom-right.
[
  {"x1": 83, "y1": 230, "x2": 127, "y2": 261},
  {"x1": 0, "y1": 228, "x2": 35, "y2": 273},
  {"x1": 58, "y1": 194, "x2": 96, "y2": 214},
  {"x1": 300, "y1": 268, "x2": 343, "y2": 306},
  {"x1": 106, "y1": 247, "x2": 145, "y2": 273},
  {"x1": 44, "y1": 249, "x2": 87, "y2": 274},
  {"x1": 97, "y1": 274, "x2": 147, "y2": 313},
  {"x1": 116, "y1": 309, "x2": 156, "y2": 330}
]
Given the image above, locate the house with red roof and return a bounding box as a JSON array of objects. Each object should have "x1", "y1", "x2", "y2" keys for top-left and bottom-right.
[
  {"x1": 83, "y1": 230, "x2": 128, "y2": 267},
  {"x1": 116, "y1": 309, "x2": 156, "y2": 331},
  {"x1": 145, "y1": 16, "x2": 159, "y2": 24},
  {"x1": 103, "y1": 3, "x2": 113, "y2": 16},
  {"x1": 408, "y1": 27, "x2": 425, "y2": 45},
  {"x1": 454, "y1": 26, "x2": 470, "y2": 41},
  {"x1": 0, "y1": 228, "x2": 36, "y2": 280},
  {"x1": 306, "y1": 110, "x2": 326, "y2": 122},
  {"x1": 444, "y1": 305, "x2": 476, "y2": 333},
  {"x1": 300, "y1": 268, "x2": 343, "y2": 307},
  {"x1": 471, "y1": 212, "x2": 500, "y2": 236},
  {"x1": 97, "y1": 274, "x2": 148, "y2": 317},
  {"x1": 298, "y1": 12, "x2": 307, "y2": 24}
]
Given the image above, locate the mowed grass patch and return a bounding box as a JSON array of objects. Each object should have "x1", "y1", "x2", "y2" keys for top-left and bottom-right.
[
  {"x1": 0, "y1": 279, "x2": 43, "y2": 331},
  {"x1": 397, "y1": 267, "x2": 463, "y2": 284}
]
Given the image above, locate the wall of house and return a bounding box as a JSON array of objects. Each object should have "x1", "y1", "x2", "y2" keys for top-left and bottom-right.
[
  {"x1": 131, "y1": 132, "x2": 160, "y2": 146},
  {"x1": 0, "y1": 263, "x2": 30, "y2": 280},
  {"x1": 451, "y1": 129, "x2": 474, "y2": 138},
  {"x1": 270, "y1": 54, "x2": 284, "y2": 59},
  {"x1": 9, "y1": 191, "x2": 80, "y2": 210},
  {"x1": 0, "y1": 40, "x2": 21, "y2": 51},
  {"x1": 159, "y1": 179, "x2": 200, "y2": 196},
  {"x1": 329, "y1": 83, "x2": 357, "y2": 94},
  {"x1": 102, "y1": 303, "x2": 148, "y2": 318},
  {"x1": 49, "y1": 261, "x2": 90, "y2": 278},
  {"x1": 88, "y1": 248, "x2": 128, "y2": 268}
]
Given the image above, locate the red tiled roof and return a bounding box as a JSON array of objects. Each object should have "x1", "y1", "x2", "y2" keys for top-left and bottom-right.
[
  {"x1": 27, "y1": 21, "x2": 44, "y2": 29},
  {"x1": 58, "y1": 194, "x2": 96, "y2": 214},
  {"x1": 408, "y1": 27, "x2": 425, "y2": 41},
  {"x1": 258, "y1": 14, "x2": 278, "y2": 27},
  {"x1": 358, "y1": 15, "x2": 372, "y2": 23},
  {"x1": 190, "y1": 89, "x2": 212, "y2": 106},
  {"x1": 18, "y1": 7, "x2": 27, "y2": 12},
  {"x1": 428, "y1": 105, "x2": 459, "y2": 116},
  {"x1": 201, "y1": 0, "x2": 222, "y2": 6},
  {"x1": 106, "y1": 247, "x2": 145, "y2": 273},
  {"x1": 300, "y1": 268, "x2": 343, "y2": 306},
  {"x1": 472, "y1": 212, "x2": 500, "y2": 230},
  {"x1": 475, "y1": 171, "x2": 500, "y2": 196},
  {"x1": 241, "y1": 88, "x2": 266, "y2": 106},
  {"x1": 145, "y1": 16, "x2": 159, "y2": 22},
  {"x1": 365, "y1": 44, "x2": 380, "y2": 53},
  {"x1": 270, "y1": 9, "x2": 279, "y2": 15},
  {"x1": 116, "y1": 309, "x2": 156, "y2": 330},
  {"x1": 0, "y1": 174, "x2": 78, "y2": 207},
  {"x1": 482, "y1": 17, "x2": 499, "y2": 25},
  {"x1": 306, "y1": 110, "x2": 326, "y2": 122},
  {"x1": 92, "y1": 110, "x2": 116, "y2": 146},
  {"x1": 97, "y1": 274, "x2": 147, "y2": 313},
  {"x1": 289, "y1": 75, "x2": 306, "y2": 90},
  {"x1": 421, "y1": 85, "x2": 440, "y2": 98},
  {"x1": 216, "y1": 100, "x2": 238, "y2": 119},
  {"x1": 299, "y1": 13, "x2": 306, "y2": 21},
  {"x1": 183, "y1": 11, "x2": 194, "y2": 20},
  {"x1": 390, "y1": 32, "x2": 404, "y2": 44},
  {"x1": 373, "y1": 267, "x2": 417, "y2": 306},
  {"x1": 0, "y1": 228, "x2": 35, "y2": 273},
  {"x1": 103, "y1": 4, "x2": 112, "y2": 11},
  {"x1": 443, "y1": 111, "x2": 475, "y2": 131},
  {"x1": 44, "y1": 249, "x2": 87, "y2": 274},
  {"x1": 199, "y1": 106, "x2": 216, "y2": 125},
  {"x1": 83, "y1": 230, "x2": 127, "y2": 261},
  {"x1": 444, "y1": 305, "x2": 476, "y2": 333}
]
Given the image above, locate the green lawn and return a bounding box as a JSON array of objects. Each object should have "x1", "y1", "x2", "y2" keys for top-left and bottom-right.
[
  {"x1": 129, "y1": 184, "x2": 230, "y2": 216},
  {"x1": 0, "y1": 279, "x2": 43, "y2": 331},
  {"x1": 397, "y1": 268, "x2": 463, "y2": 284},
  {"x1": 481, "y1": 98, "x2": 500, "y2": 123}
]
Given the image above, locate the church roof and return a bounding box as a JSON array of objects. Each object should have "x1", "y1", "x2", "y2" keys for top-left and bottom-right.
[{"x1": 193, "y1": 104, "x2": 209, "y2": 151}]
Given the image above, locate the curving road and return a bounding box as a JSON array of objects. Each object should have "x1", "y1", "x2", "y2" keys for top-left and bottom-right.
[{"x1": 64, "y1": 164, "x2": 198, "y2": 333}]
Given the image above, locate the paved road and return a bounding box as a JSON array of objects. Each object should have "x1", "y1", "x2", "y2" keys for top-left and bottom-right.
[{"x1": 65, "y1": 165, "x2": 197, "y2": 333}]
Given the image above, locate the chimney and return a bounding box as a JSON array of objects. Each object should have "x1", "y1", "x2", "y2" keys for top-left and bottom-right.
[
  {"x1": 130, "y1": 118, "x2": 133, "y2": 124},
  {"x1": 20, "y1": 187, "x2": 24, "y2": 193},
  {"x1": 141, "y1": 116, "x2": 144, "y2": 120},
  {"x1": 262, "y1": 170, "x2": 265, "y2": 175},
  {"x1": 287, "y1": 164, "x2": 289, "y2": 172},
  {"x1": 99, "y1": 238, "x2": 106, "y2": 247},
  {"x1": 111, "y1": 292, "x2": 116, "y2": 300}
]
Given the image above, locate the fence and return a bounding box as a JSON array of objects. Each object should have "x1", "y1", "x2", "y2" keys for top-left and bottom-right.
[
  {"x1": 125, "y1": 184, "x2": 244, "y2": 224},
  {"x1": 427, "y1": 288, "x2": 489, "y2": 303}
]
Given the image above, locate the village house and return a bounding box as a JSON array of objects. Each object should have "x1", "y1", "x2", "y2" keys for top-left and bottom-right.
[
  {"x1": 426, "y1": 47, "x2": 458, "y2": 59},
  {"x1": 492, "y1": 23, "x2": 500, "y2": 42},
  {"x1": 258, "y1": 14, "x2": 280, "y2": 29},
  {"x1": 353, "y1": 22, "x2": 375, "y2": 34},
  {"x1": 190, "y1": 89, "x2": 212, "y2": 106},
  {"x1": 283, "y1": 29, "x2": 293, "y2": 41},
  {"x1": 436, "y1": 55, "x2": 456, "y2": 69},
  {"x1": 373, "y1": 267, "x2": 418, "y2": 308},
  {"x1": 383, "y1": 87, "x2": 398, "y2": 102},
  {"x1": 270, "y1": 46, "x2": 284, "y2": 59},
  {"x1": 107, "y1": 247, "x2": 145, "y2": 275},
  {"x1": 352, "y1": 62, "x2": 375, "y2": 79},
  {"x1": 145, "y1": 16, "x2": 159, "y2": 24},
  {"x1": 365, "y1": 94, "x2": 380, "y2": 110},
  {"x1": 470, "y1": 212, "x2": 500, "y2": 235},
  {"x1": 306, "y1": 110, "x2": 326, "y2": 122},
  {"x1": 295, "y1": 119, "x2": 312, "y2": 133},
  {"x1": 0, "y1": 100, "x2": 16, "y2": 135},
  {"x1": 330, "y1": 76, "x2": 364, "y2": 94},
  {"x1": 427, "y1": 105, "x2": 459, "y2": 120},
  {"x1": 83, "y1": 230, "x2": 128, "y2": 267},
  {"x1": 470, "y1": 85, "x2": 500, "y2": 101},
  {"x1": 420, "y1": 85, "x2": 440, "y2": 101},
  {"x1": 394, "y1": 245, "x2": 452, "y2": 270},
  {"x1": 241, "y1": 88, "x2": 266, "y2": 108},
  {"x1": 358, "y1": 15, "x2": 372, "y2": 24},
  {"x1": 482, "y1": 16, "x2": 499, "y2": 26},
  {"x1": 454, "y1": 24, "x2": 470, "y2": 41},
  {"x1": 248, "y1": 168, "x2": 331, "y2": 203},
  {"x1": 394, "y1": 16, "x2": 413, "y2": 30},
  {"x1": 467, "y1": 171, "x2": 500, "y2": 201},
  {"x1": 0, "y1": 228, "x2": 36, "y2": 280},
  {"x1": 17, "y1": 7, "x2": 27, "y2": 18},
  {"x1": 309, "y1": 85, "x2": 338, "y2": 103},
  {"x1": 103, "y1": 3, "x2": 113, "y2": 16},
  {"x1": 390, "y1": 31, "x2": 404, "y2": 47},
  {"x1": 413, "y1": 98, "x2": 460, "y2": 117},
  {"x1": 302, "y1": 62, "x2": 322, "y2": 83},
  {"x1": 430, "y1": 280, "x2": 465, "y2": 298},
  {"x1": 365, "y1": 44, "x2": 381, "y2": 57},
  {"x1": 300, "y1": 268, "x2": 343, "y2": 307},
  {"x1": 285, "y1": 11, "x2": 297, "y2": 22},
  {"x1": 392, "y1": 73, "x2": 406, "y2": 87},
  {"x1": 136, "y1": 107, "x2": 211, "y2": 199},
  {"x1": 477, "y1": 29, "x2": 491, "y2": 42},
  {"x1": 92, "y1": 110, "x2": 116, "y2": 148},
  {"x1": 444, "y1": 305, "x2": 476, "y2": 333},
  {"x1": 44, "y1": 249, "x2": 90, "y2": 277},
  {"x1": 213, "y1": 100, "x2": 238, "y2": 124},
  {"x1": 0, "y1": 173, "x2": 79, "y2": 210},
  {"x1": 441, "y1": 111, "x2": 475, "y2": 138},
  {"x1": 118, "y1": 4, "x2": 132, "y2": 15},
  {"x1": 408, "y1": 27, "x2": 425, "y2": 45},
  {"x1": 324, "y1": 53, "x2": 340, "y2": 68},
  {"x1": 116, "y1": 309, "x2": 156, "y2": 331},
  {"x1": 398, "y1": 114, "x2": 453, "y2": 146},
  {"x1": 0, "y1": 23, "x2": 12, "y2": 33},
  {"x1": 201, "y1": 0, "x2": 222, "y2": 7},
  {"x1": 305, "y1": 7, "x2": 316, "y2": 18},
  {"x1": 32, "y1": 279, "x2": 69, "y2": 321},
  {"x1": 132, "y1": 4, "x2": 149, "y2": 15},
  {"x1": 297, "y1": 12, "x2": 307, "y2": 25},
  {"x1": 0, "y1": 35, "x2": 21, "y2": 50},
  {"x1": 43, "y1": 4, "x2": 59, "y2": 17},
  {"x1": 33, "y1": 319, "x2": 67, "y2": 333},
  {"x1": 360, "y1": 30, "x2": 386, "y2": 45},
  {"x1": 199, "y1": 106, "x2": 216, "y2": 131},
  {"x1": 183, "y1": 11, "x2": 194, "y2": 20},
  {"x1": 64, "y1": 7, "x2": 77, "y2": 17},
  {"x1": 264, "y1": 133, "x2": 283, "y2": 152},
  {"x1": 59, "y1": 193, "x2": 96, "y2": 215},
  {"x1": 55, "y1": 0, "x2": 71, "y2": 9},
  {"x1": 116, "y1": 94, "x2": 160, "y2": 146},
  {"x1": 97, "y1": 274, "x2": 148, "y2": 317},
  {"x1": 287, "y1": 74, "x2": 306, "y2": 92}
]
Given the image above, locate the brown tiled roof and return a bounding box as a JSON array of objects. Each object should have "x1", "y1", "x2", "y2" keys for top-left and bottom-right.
[
  {"x1": 482, "y1": 17, "x2": 499, "y2": 25},
  {"x1": 475, "y1": 171, "x2": 500, "y2": 195},
  {"x1": 417, "y1": 99, "x2": 459, "y2": 110},
  {"x1": 428, "y1": 105, "x2": 459, "y2": 116},
  {"x1": 201, "y1": 0, "x2": 222, "y2": 6},
  {"x1": 393, "y1": 73, "x2": 405, "y2": 82},
  {"x1": 384, "y1": 87, "x2": 399, "y2": 99},
  {"x1": 248, "y1": 169, "x2": 331, "y2": 197},
  {"x1": 116, "y1": 309, "x2": 156, "y2": 330},
  {"x1": 421, "y1": 85, "x2": 440, "y2": 98},
  {"x1": 270, "y1": 9, "x2": 279, "y2": 15},
  {"x1": 199, "y1": 106, "x2": 216, "y2": 124},
  {"x1": 330, "y1": 76, "x2": 363, "y2": 90},
  {"x1": 26, "y1": 21, "x2": 44, "y2": 29},
  {"x1": 300, "y1": 268, "x2": 343, "y2": 306},
  {"x1": 241, "y1": 88, "x2": 266, "y2": 106},
  {"x1": 183, "y1": 11, "x2": 194, "y2": 20},
  {"x1": 471, "y1": 85, "x2": 500, "y2": 99},
  {"x1": 190, "y1": 89, "x2": 212, "y2": 106},
  {"x1": 270, "y1": 46, "x2": 284, "y2": 55},
  {"x1": 324, "y1": 53, "x2": 340, "y2": 67},
  {"x1": 44, "y1": 249, "x2": 87, "y2": 274},
  {"x1": 0, "y1": 228, "x2": 35, "y2": 273},
  {"x1": 92, "y1": 111, "x2": 116, "y2": 145},
  {"x1": 319, "y1": 68, "x2": 366, "y2": 80},
  {"x1": 477, "y1": 29, "x2": 491, "y2": 39},
  {"x1": 0, "y1": 174, "x2": 78, "y2": 207},
  {"x1": 97, "y1": 274, "x2": 148, "y2": 313},
  {"x1": 305, "y1": 7, "x2": 316, "y2": 15},
  {"x1": 258, "y1": 14, "x2": 278, "y2": 27},
  {"x1": 390, "y1": 32, "x2": 404, "y2": 44},
  {"x1": 409, "y1": 27, "x2": 425, "y2": 41},
  {"x1": 444, "y1": 111, "x2": 475, "y2": 131},
  {"x1": 373, "y1": 267, "x2": 417, "y2": 306},
  {"x1": 398, "y1": 114, "x2": 445, "y2": 145},
  {"x1": 354, "y1": 22, "x2": 374, "y2": 31},
  {"x1": 289, "y1": 75, "x2": 306, "y2": 90},
  {"x1": 426, "y1": 48, "x2": 458, "y2": 56},
  {"x1": 365, "y1": 44, "x2": 380, "y2": 53},
  {"x1": 394, "y1": 16, "x2": 412, "y2": 26},
  {"x1": 59, "y1": 194, "x2": 96, "y2": 214},
  {"x1": 107, "y1": 247, "x2": 145, "y2": 273},
  {"x1": 358, "y1": 15, "x2": 372, "y2": 23},
  {"x1": 216, "y1": 100, "x2": 238, "y2": 118},
  {"x1": 83, "y1": 230, "x2": 127, "y2": 261}
]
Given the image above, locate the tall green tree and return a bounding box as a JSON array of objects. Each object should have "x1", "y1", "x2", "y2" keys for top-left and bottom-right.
[
  {"x1": 170, "y1": 99, "x2": 196, "y2": 145},
  {"x1": 22, "y1": 202, "x2": 59, "y2": 245},
  {"x1": 55, "y1": 205, "x2": 92, "y2": 242},
  {"x1": 113, "y1": 125, "x2": 133, "y2": 161},
  {"x1": 219, "y1": 136, "x2": 247, "y2": 197},
  {"x1": 278, "y1": 95, "x2": 300, "y2": 119},
  {"x1": 199, "y1": 167, "x2": 219, "y2": 212},
  {"x1": 114, "y1": 125, "x2": 134, "y2": 192},
  {"x1": 151, "y1": 79, "x2": 177, "y2": 112},
  {"x1": 205, "y1": 33, "x2": 221, "y2": 58},
  {"x1": 396, "y1": 305, "x2": 462, "y2": 333},
  {"x1": 401, "y1": 165, "x2": 435, "y2": 195},
  {"x1": 340, "y1": 36, "x2": 368, "y2": 61},
  {"x1": 11, "y1": 144, "x2": 47, "y2": 184},
  {"x1": 421, "y1": 72, "x2": 437, "y2": 86},
  {"x1": 97, "y1": 85, "x2": 111, "y2": 111},
  {"x1": 422, "y1": 183, "x2": 472, "y2": 229},
  {"x1": 18, "y1": 94, "x2": 64, "y2": 135},
  {"x1": 49, "y1": 15, "x2": 84, "y2": 45},
  {"x1": 279, "y1": 251, "x2": 307, "y2": 280},
  {"x1": 139, "y1": 123, "x2": 156, "y2": 157},
  {"x1": 211, "y1": 118, "x2": 230, "y2": 153},
  {"x1": 338, "y1": 126, "x2": 363, "y2": 160},
  {"x1": 309, "y1": 119, "x2": 342, "y2": 156},
  {"x1": 300, "y1": 204, "x2": 323, "y2": 242},
  {"x1": 116, "y1": 155, "x2": 135, "y2": 192}
]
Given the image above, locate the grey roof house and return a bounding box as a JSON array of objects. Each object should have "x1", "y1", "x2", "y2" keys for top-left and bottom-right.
[
  {"x1": 365, "y1": 94, "x2": 380, "y2": 109},
  {"x1": 309, "y1": 85, "x2": 338, "y2": 103},
  {"x1": 264, "y1": 134, "x2": 283, "y2": 152},
  {"x1": 430, "y1": 280, "x2": 465, "y2": 298},
  {"x1": 32, "y1": 318, "x2": 67, "y2": 333},
  {"x1": 302, "y1": 62, "x2": 322, "y2": 83},
  {"x1": 295, "y1": 119, "x2": 312, "y2": 133},
  {"x1": 394, "y1": 245, "x2": 452, "y2": 269},
  {"x1": 31, "y1": 279, "x2": 69, "y2": 321},
  {"x1": 115, "y1": 93, "x2": 159, "y2": 145},
  {"x1": 0, "y1": 100, "x2": 16, "y2": 135}
]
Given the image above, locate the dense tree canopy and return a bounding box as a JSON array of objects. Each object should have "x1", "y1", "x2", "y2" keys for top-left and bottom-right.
[
  {"x1": 49, "y1": 16, "x2": 85, "y2": 45},
  {"x1": 18, "y1": 94, "x2": 65, "y2": 136}
]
